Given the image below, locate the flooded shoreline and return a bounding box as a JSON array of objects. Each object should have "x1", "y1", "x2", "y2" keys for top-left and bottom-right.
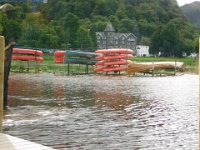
[{"x1": 3, "y1": 73, "x2": 198, "y2": 149}]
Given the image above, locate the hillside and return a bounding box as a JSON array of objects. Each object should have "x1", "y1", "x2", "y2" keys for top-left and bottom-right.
[
  {"x1": 0, "y1": 0, "x2": 199, "y2": 55},
  {"x1": 181, "y1": 1, "x2": 200, "y2": 26}
]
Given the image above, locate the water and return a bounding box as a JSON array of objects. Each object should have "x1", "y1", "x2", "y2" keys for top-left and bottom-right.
[{"x1": 3, "y1": 73, "x2": 198, "y2": 150}]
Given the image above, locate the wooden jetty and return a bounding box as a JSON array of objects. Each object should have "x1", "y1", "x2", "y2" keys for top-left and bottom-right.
[{"x1": 0, "y1": 133, "x2": 55, "y2": 150}]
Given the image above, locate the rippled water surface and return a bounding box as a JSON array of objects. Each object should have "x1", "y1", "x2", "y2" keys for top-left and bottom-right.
[{"x1": 3, "y1": 73, "x2": 198, "y2": 150}]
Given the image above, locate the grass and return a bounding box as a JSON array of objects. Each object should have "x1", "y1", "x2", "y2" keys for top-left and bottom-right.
[
  {"x1": 130, "y1": 57, "x2": 197, "y2": 66},
  {"x1": 10, "y1": 54, "x2": 198, "y2": 74}
]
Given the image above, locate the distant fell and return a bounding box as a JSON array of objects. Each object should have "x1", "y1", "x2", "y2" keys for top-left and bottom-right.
[{"x1": 181, "y1": 1, "x2": 200, "y2": 26}]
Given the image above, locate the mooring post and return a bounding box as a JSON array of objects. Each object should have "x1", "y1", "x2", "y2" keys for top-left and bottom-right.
[
  {"x1": 174, "y1": 57, "x2": 177, "y2": 75},
  {"x1": 86, "y1": 65, "x2": 88, "y2": 74},
  {"x1": 0, "y1": 36, "x2": 5, "y2": 132},
  {"x1": 67, "y1": 63, "x2": 70, "y2": 75},
  {"x1": 4, "y1": 42, "x2": 15, "y2": 109},
  {"x1": 152, "y1": 61, "x2": 154, "y2": 76}
]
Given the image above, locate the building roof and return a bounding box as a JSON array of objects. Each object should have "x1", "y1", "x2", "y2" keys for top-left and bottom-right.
[{"x1": 104, "y1": 22, "x2": 115, "y2": 32}]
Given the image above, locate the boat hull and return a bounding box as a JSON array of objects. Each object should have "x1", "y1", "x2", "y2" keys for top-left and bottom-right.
[
  {"x1": 13, "y1": 48, "x2": 43, "y2": 56},
  {"x1": 103, "y1": 66, "x2": 127, "y2": 72},
  {"x1": 54, "y1": 50, "x2": 100, "y2": 58},
  {"x1": 12, "y1": 55, "x2": 43, "y2": 62},
  {"x1": 65, "y1": 58, "x2": 98, "y2": 65},
  {"x1": 95, "y1": 49, "x2": 133, "y2": 54},
  {"x1": 96, "y1": 54, "x2": 133, "y2": 60},
  {"x1": 127, "y1": 62, "x2": 185, "y2": 75},
  {"x1": 54, "y1": 57, "x2": 66, "y2": 63}
]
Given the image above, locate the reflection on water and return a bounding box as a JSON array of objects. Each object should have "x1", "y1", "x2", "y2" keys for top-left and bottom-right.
[{"x1": 3, "y1": 73, "x2": 198, "y2": 150}]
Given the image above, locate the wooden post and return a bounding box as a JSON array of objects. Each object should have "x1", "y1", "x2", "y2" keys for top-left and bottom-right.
[
  {"x1": 199, "y1": 37, "x2": 200, "y2": 144},
  {"x1": 4, "y1": 42, "x2": 15, "y2": 109},
  {"x1": 67, "y1": 63, "x2": 69, "y2": 75},
  {"x1": 0, "y1": 36, "x2": 5, "y2": 133},
  {"x1": 152, "y1": 61, "x2": 154, "y2": 76},
  {"x1": 174, "y1": 57, "x2": 177, "y2": 75}
]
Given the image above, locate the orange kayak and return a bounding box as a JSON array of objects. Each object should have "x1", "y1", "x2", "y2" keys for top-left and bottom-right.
[
  {"x1": 95, "y1": 61, "x2": 104, "y2": 66},
  {"x1": 103, "y1": 66, "x2": 127, "y2": 72},
  {"x1": 54, "y1": 57, "x2": 66, "y2": 63},
  {"x1": 54, "y1": 51, "x2": 66, "y2": 57},
  {"x1": 13, "y1": 48, "x2": 43, "y2": 56},
  {"x1": 12, "y1": 55, "x2": 43, "y2": 62},
  {"x1": 96, "y1": 54, "x2": 133, "y2": 60},
  {"x1": 94, "y1": 68, "x2": 104, "y2": 72},
  {"x1": 95, "y1": 49, "x2": 133, "y2": 54},
  {"x1": 94, "y1": 66, "x2": 128, "y2": 72},
  {"x1": 103, "y1": 60, "x2": 132, "y2": 66}
]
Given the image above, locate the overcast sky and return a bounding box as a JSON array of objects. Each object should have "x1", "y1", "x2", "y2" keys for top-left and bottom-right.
[{"x1": 177, "y1": 0, "x2": 200, "y2": 6}]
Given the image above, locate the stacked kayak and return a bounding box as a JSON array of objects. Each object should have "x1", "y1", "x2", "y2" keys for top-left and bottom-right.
[
  {"x1": 54, "y1": 50, "x2": 100, "y2": 65},
  {"x1": 94, "y1": 49, "x2": 134, "y2": 72},
  {"x1": 54, "y1": 51, "x2": 66, "y2": 63},
  {"x1": 12, "y1": 48, "x2": 43, "y2": 62}
]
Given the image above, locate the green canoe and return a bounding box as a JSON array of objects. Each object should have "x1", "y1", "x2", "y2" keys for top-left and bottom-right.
[{"x1": 65, "y1": 50, "x2": 101, "y2": 58}]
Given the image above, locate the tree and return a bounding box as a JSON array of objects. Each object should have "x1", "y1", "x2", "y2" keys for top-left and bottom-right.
[
  {"x1": 92, "y1": 0, "x2": 111, "y2": 16},
  {"x1": 150, "y1": 26, "x2": 163, "y2": 55},
  {"x1": 151, "y1": 22, "x2": 183, "y2": 57},
  {"x1": 76, "y1": 19, "x2": 95, "y2": 50},
  {"x1": 19, "y1": 24, "x2": 41, "y2": 47},
  {"x1": 1, "y1": 8, "x2": 22, "y2": 44},
  {"x1": 74, "y1": 1, "x2": 93, "y2": 18},
  {"x1": 119, "y1": 18, "x2": 137, "y2": 33},
  {"x1": 62, "y1": 13, "x2": 80, "y2": 48},
  {"x1": 160, "y1": 22, "x2": 183, "y2": 56}
]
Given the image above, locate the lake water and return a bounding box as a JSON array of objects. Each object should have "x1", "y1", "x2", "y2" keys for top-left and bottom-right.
[{"x1": 3, "y1": 73, "x2": 198, "y2": 150}]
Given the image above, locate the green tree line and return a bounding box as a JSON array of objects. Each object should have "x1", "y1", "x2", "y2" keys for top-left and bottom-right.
[{"x1": 0, "y1": 0, "x2": 200, "y2": 56}]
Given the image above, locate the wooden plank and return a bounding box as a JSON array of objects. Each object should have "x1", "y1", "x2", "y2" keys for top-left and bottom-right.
[
  {"x1": 0, "y1": 133, "x2": 55, "y2": 150},
  {"x1": 0, "y1": 36, "x2": 5, "y2": 133}
]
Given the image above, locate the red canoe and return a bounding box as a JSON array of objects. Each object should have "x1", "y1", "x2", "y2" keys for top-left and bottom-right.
[
  {"x1": 95, "y1": 49, "x2": 133, "y2": 54},
  {"x1": 12, "y1": 55, "x2": 43, "y2": 62},
  {"x1": 13, "y1": 48, "x2": 43, "y2": 56}
]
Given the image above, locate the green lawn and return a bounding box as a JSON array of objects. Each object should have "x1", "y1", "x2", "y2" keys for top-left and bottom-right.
[{"x1": 130, "y1": 57, "x2": 197, "y2": 66}]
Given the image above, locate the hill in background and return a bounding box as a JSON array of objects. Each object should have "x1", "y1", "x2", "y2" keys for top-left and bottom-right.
[
  {"x1": 181, "y1": 1, "x2": 200, "y2": 26},
  {"x1": 0, "y1": 0, "x2": 200, "y2": 55}
]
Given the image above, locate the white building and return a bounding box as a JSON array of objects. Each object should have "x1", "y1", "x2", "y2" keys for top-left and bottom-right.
[{"x1": 136, "y1": 45, "x2": 149, "y2": 57}]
